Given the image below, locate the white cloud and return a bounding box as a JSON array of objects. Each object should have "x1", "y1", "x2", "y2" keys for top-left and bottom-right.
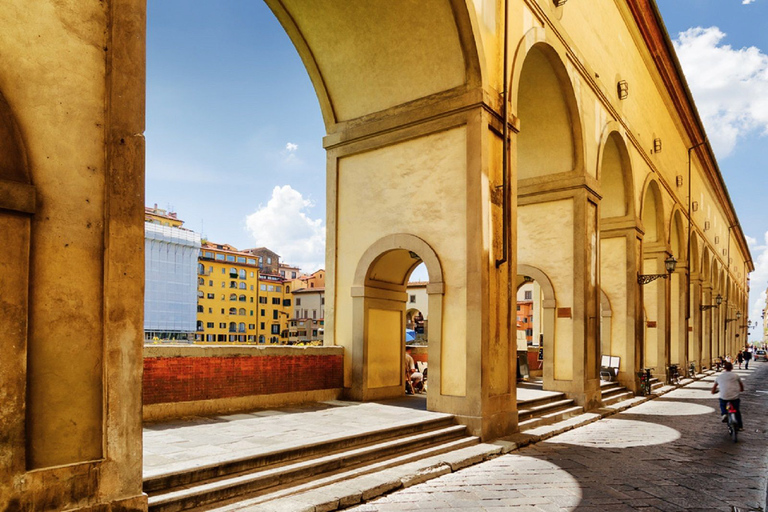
[
  {"x1": 673, "y1": 27, "x2": 768, "y2": 158},
  {"x1": 742, "y1": 0, "x2": 757, "y2": 4},
  {"x1": 747, "y1": 230, "x2": 768, "y2": 329},
  {"x1": 244, "y1": 185, "x2": 325, "y2": 273},
  {"x1": 285, "y1": 142, "x2": 298, "y2": 152}
]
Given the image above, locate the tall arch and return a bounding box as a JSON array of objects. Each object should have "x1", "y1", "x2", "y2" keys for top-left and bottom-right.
[
  {"x1": 514, "y1": 41, "x2": 583, "y2": 180},
  {"x1": 516, "y1": 265, "x2": 558, "y2": 390},
  {"x1": 350, "y1": 234, "x2": 444, "y2": 406},
  {"x1": 597, "y1": 128, "x2": 640, "y2": 390},
  {"x1": 668, "y1": 209, "x2": 686, "y2": 367},
  {"x1": 0, "y1": 89, "x2": 34, "y2": 492},
  {"x1": 265, "y1": 0, "x2": 484, "y2": 128}
]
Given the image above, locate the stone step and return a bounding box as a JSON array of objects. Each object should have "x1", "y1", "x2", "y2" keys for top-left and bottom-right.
[
  {"x1": 144, "y1": 415, "x2": 456, "y2": 493},
  {"x1": 516, "y1": 391, "x2": 568, "y2": 410},
  {"x1": 146, "y1": 423, "x2": 470, "y2": 512},
  {"x1": 210, "y1": 442, "x2": 503, "y2": 512},
  {"x1": 517, "y1": 405, "x2": 584, "y2": 432},
  {"x1": 517, "y1": 398, "x2": 576, "y2": 422},
  {"x1": 600, "y1": 385, "x2": 627, "y2": 398},
  {"x1": 601, "y1": 390, "x2": 635, "y2": 407}
]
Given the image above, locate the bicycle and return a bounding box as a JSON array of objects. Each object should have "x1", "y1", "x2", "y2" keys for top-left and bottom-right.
[
  {"x1": 637, "y1": 367, "x2": 654, "y2": 396},
  {"x1": 725, "y1": 401, "x2": 741, "y2": 443},
  {"x1": 668, "y1": 364, "x2": 681, "y2": 385},
  {"x1": 688, "y1": 361, "x2": 696, "y2": 380}
]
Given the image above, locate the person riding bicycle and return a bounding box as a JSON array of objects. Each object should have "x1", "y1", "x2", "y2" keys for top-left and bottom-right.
[{"x1": 711, "y1": 361, "x2": 744, "y2": 429}]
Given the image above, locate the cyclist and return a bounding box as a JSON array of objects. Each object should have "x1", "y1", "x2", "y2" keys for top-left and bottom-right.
[{"x1": 711, "y1": 361, "x2": 744, "y2": 429}]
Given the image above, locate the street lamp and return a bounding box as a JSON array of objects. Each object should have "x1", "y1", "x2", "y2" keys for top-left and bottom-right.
[
  {"x1": 724, "y1": 311, "x2": 741, "y2": 327},
  {"x1": 638, "y1": 256, "x2": 677, "y2": 285},
  {"x1": 700, "y1": 293, "x2": 722, "y2": 311}
]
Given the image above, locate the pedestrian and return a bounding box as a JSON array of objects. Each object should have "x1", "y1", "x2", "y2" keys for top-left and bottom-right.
[
  {"x1": 743, "y1": 347, "x2": 752, "y2": 369},
  {"x1": 737, "y1": 350, "x2": 744, "y2": 369}
]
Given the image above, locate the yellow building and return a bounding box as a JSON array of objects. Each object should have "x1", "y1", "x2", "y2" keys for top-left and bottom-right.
[
  {"x1": 145, "y1": 204, "x2": 184, "y2": 228},
  {"x1": 257, "y1": 272, "x2": 291, "y2": 343},
  {"x1": 196, "y1": 242, "x2": 260, "y2": 343}
]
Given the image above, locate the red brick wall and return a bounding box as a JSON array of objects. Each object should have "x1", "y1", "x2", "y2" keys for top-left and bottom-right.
[{"x1": 143, "y1": 354, "x2": 343, "y2": 405}]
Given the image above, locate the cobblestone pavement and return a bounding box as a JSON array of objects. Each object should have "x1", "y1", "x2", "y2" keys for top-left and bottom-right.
[{"x1": 352, "y1": 363, "x2": 768, "y2": 511}]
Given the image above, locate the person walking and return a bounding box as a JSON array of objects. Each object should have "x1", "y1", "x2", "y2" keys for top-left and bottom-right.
[
  {"x1": 737, "y1": 350, "x2": 744, "y2": 369},
  {"x1": 743, "y1": 347, "x2": 752, "y2": 369}
]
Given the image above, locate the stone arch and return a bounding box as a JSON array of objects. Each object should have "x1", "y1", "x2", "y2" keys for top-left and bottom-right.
[
  {"x1": 639, "y1": 178, "x2": 666, "y2": 244},
  {"x1": 516, "y1": 264, "x2": 558, "y2": 388},
  {"x1": 668, "y1": 208, "x2": 686, "y2": 366},
  {"x1": 266, "y1": 0, "x2": 483, "y2": 128},
  {"x1": 599, "y1": 289, "x2": 612, "y2": 358},
  {"x1": 0, "y1": 88, "x2": 34, "y2": 478},
  {"x1": 511, "y1": 37, "x2": 584, "y2": 180},
  {"x1": 690, "y1": 232, "x2": 701, "y2": 275},
  {"x1": 350, "y1": 234, "x2": 443, "y2": 402},
  {"x1": 597, "y1": 128, "x2": 634, "y2": 219}
]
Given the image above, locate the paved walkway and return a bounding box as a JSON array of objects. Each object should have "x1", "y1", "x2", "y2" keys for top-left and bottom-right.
[{"x1": 352, "y1": 364, "x2": 768, "y2": 511}]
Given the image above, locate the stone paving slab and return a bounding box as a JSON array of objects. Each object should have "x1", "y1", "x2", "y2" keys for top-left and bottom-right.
[
  {"x1": 352, "y1": 365, "x2": 768, "y2": 511},
  {"x1": 143, "y1": 400, "x2": 453, "y2": 478}
]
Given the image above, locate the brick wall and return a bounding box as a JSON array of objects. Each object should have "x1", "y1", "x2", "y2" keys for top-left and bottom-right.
[{"x1": 143, "y1": 345, "x2": 343, "y2": 406}]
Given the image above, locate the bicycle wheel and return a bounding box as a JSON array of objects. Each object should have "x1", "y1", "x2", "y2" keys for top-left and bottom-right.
[{"x1": 729, "y1": 414, "x2": 738, "y2": 443}]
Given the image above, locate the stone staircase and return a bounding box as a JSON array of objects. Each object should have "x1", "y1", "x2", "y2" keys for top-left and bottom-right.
[
  {"x1": 144, "y1": 416, "x2": 478, "y2": 512},
  {"x1": 516, "y1": 391, "x2": 584, "y2": 431},
  {"x1": 599, "y1": 380, "x2": 634, "y2": 406}
]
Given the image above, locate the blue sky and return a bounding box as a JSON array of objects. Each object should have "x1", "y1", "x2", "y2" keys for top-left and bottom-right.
[{"x1": 147, "y1": 1, "x2": 768, "y2": 339}]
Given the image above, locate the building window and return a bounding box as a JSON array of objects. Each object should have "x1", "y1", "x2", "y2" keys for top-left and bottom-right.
[
  {"x1": 259, "y1": 297, "x2": 267, "y2": 304},
  {"x1": 239, "y1": 308, "x2": 246, "y2": 315},
  {"x1": 267, "y1": 257, "x2": 272, "y2": 264},
  {"x1": 273, "y1": 310, "x2": 278, "y2": 320},
  {"x1": 229, "y1": 307, "x2": 237, "y2": 315},
  {"x1": 248, "y1": 324, "x2": 255, "y2": 330},
  {"x1": 238, "y1": 322, "x2": 245, "y2": 333},
  {"x1": 198, "y1": 263, "x2": 205, "y2": 275},
  {"x1": 226, "y1": 255, "x2": 235, "y2": 262},
  {"x1": 219, "y1": 323, "x2": 226, "y2": 329},
  {"x1": 409, "y1": 295, "x2": 416, "y2": 303},
  {"x1": 260, "y1": 284, "x2": 267, "y2": 291},
  {"x1": 250, "y1": 297, "x2": 254, "y2": 303},
  {"x1": 239, "y1": 282, "x2": 247, "y2": 290},
  {"x1": 221, "y1": 282, "x2": 225, "y2": 288},
  {"x1": 296, "y1": 298, "x2": 301, "y2": 306},
  {"x1": 206, "y1": 322, "x2": 214, "y2": 328},
  {"x1": 239, "y1": 295, "x2": 246, "y2": 302},
  {"x1": 209, "y1": 280, "x2": 213, "y2": 286},
  {"x1": 239, "y1": 269, "x2": 246, "y2": 279},
  {"x1": 221, "y1": 268, "x2": 226, "y2": 274},
  {"x1": 208, "y1": 308, "x2": 212, "y2": 313},
  {"x1": 206, "y1": 293, "x2": 214, "y2": 299},
  {"x1": 260, "y1": 322, "x2": 265, "y2": 330},
  {"x1": 230, "y1": 281, "x2": 238, "y2": 288},
  {"x1": 272, "y1": 297, "x2": 280, "y2": 305},
  {"x1": 229, "y1": 322, "x2": 237, "y2": 332},
  {"x1": 271, "y1": 324, "x2": 280, "y2": 334},
  {"x1": 516, "y1": 305, "x2": 520, "y2": 311},
  {"x1": 230, "y1": 293, "x2": 237, "y2": 301},
  {"x1": 259, "y1": 335, "x2": 265, "y2": 343},
  {"x1": 250, "y1": 310, "x2": 254, "y2": 316},
  {"x1": 321, "y1": 297, "x2": 325, "y2": 305},
  {"x1": 524, "y1": 290, "x2": 532, "y2": 300},
  {"x1": 250, "y1": 285, "x2": 254, "y2": 291},
  {"x1": 260, "y1": 309, "x2": 265, "y2": 316},
  {"x1": 221, "y1": 308, "x2": 224, "y2": 314},
  {"x1": 198, "y1": 277, "x2": 205, "y2": 285},
  {"x1": 197, "y1": 305, "x2": 203, "y2": 312},
  {"x1": 283, "y1": 299, "x2": 291, "y2": 307}
]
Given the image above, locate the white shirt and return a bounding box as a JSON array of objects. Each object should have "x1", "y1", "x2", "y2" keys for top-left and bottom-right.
[{"x1": 715, "y1": 371, "x2": 742, "y2": 400}]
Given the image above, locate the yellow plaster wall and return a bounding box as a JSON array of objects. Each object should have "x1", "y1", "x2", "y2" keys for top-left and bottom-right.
[
  {"x1": 282, "y1": 0, "x2": 465, "y2": 122},
  {"x1": 0, "y1": 2, "x2": 109, "y2": 468},
  {"x1": 642, "y1": 258, "x2": 660, "y2": 368},
  {"x1": 367, "y1": 308, "x2": 403, "y2": 388},
  {"x1": 336, "y1": 127, "x2": 468, "y2": 396},
  {"x1": 601, "y1": 237, "x2": 628, "y2": 362},
  {"x1": 518, "y1": 199, "x2": 574, "y2": 381}
]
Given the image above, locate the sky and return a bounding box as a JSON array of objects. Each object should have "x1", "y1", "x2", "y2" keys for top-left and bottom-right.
[{"x1": 146, "y1": 0, "x2": 768, "y2": 340}]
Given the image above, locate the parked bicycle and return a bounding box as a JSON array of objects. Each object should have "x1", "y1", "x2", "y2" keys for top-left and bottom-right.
[
  {"x1": 637, "y1": 367, "x2": 654, "y2": 396},
  {"x1": 668, "y1": 364, "x2": 681, "y2": 385},
  {"x1": 688, "y1": 361, "x2": 696, "y2": 379}
]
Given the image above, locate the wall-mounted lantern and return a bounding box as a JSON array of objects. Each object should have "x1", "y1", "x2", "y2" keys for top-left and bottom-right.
[
  {"x1": 638, "y1": 256, "x2": 676, "y2": 285},
  {"x1": 617, "y1": 80, "x2": 628, "y2": 100},
  {"x1": 700, "y1": 293, "x2": 722, "y2": 311}
]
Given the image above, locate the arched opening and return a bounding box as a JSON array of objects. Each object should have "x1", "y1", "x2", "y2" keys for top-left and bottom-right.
[
  {"x1": 517, "y1": 44, "x2": 576, "y2": 180},
  {"x1": 669, "y1": 210, "x2": 686, "y2": 368},
  {"x1": 640, "y1": 180, "x2": 667, "y2": 374},
  {"x1": 597, "y1": 130, "x2": 636, "y2": 388},
  {"x1": 350, "y1": 234, "x2": 443, "y2": 407},
  {"x1": 515, "y1": 265, "x2": 557, "y2": 391}
]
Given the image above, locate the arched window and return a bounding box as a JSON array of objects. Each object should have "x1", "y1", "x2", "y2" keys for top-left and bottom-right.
[
  {"x1": 198, "y1": 263, "x2": 205, "y2": 275},
  {"x1": 238, "y1": 322, "x2": 245, "y2": 332},
  {"x1": 230, "y1": 267, "x2": 238, "y2": 278},
  {"x1": 239, "y1": 308, "x2": 246, "y2": 315},
  {"x1": 230, "y1": 281, "x2": 238, "y2": 288},
  {"x1": 239, "y1": 269, "x2": 246, "y2": 279},
  {"x1": 229, "y1": 322, "x2": 237, "y2": 332},
  {"x1": 239, "y1": 282, "x2": 246, "y2": 289},
  {"x1": 229, "y1": 307, "x2": 237, "y2": 315},
  {"x1": 286, "y1": 286, "x2": 290, "y2": 293},
  {"x1": 197, "y1": 290, "x2": 204, "y2": 298},
  {"x1": 259, "y1": 335, "x2": 265, "y2": 343},
  {"x1": 198, "y1": 277, "x2": 205, "y2": 285},
  {"x1": 229, "y1": 293, "x2": 237, "y2": 301},
  {"x1": 239, "y1": 294, "x2": 246, "y2": 302}
]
